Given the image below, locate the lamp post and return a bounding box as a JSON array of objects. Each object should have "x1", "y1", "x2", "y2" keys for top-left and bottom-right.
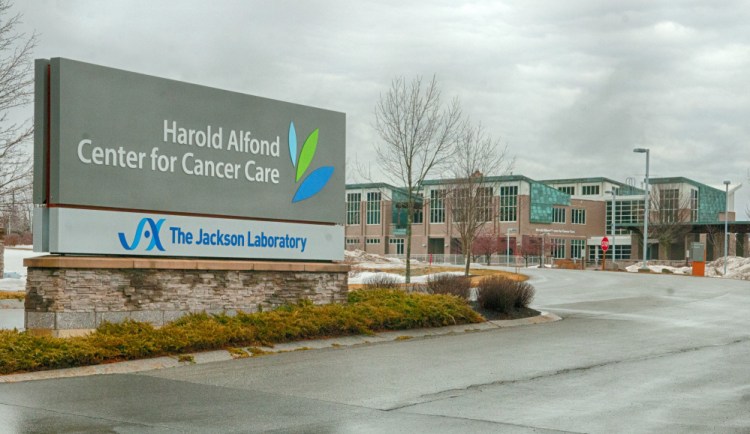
[
  {"x1": 605, "y1": 189, "x2": 616, "y2": 264},
  {"x1": 633, "y1": 148, "x2": 650, "y2": 269},
  {"x1": 723, "y1": 180, "x2": 731, "y2": 276},
  {"x1": 506, "y1": 227, "x2": 517, "y2": 267}
]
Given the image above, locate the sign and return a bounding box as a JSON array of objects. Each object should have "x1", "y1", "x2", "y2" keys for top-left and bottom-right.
[
  {"x1": 601, "y1": 237, "x2": 609, "y2": 252},
  {"x1": 33, "y1": 58, "x2": 346, "y2": 260},
  {"x1": 35, "y1": 208, "x2": 343, "y2": 261}
]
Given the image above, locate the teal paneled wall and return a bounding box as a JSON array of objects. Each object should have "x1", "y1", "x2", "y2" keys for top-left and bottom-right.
[
  {"x1": 698, "y1": 186, "x2": 725, "y2": 223},
  {"x1": 530, "y1": 182, "x2": 571, "y2": 223}
]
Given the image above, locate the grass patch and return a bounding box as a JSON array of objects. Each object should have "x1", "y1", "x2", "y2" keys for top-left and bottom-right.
[
  {"x1": 0, "y1": 289, "x2": 482, "y2": 375},
  {"x1": 0, "y1": 291, "x2": 24, "y2": 301}
]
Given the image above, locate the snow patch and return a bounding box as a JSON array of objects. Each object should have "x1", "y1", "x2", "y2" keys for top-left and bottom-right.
[
  {"x1": 1, "y1": 248, "x2": 44, "y2": 292},
  {"x1": 349, "y1": 271, "x2": 464, "y2": 285},
  {"x1": 626, "y1": 256, "x2": 750, "y2": 280}
]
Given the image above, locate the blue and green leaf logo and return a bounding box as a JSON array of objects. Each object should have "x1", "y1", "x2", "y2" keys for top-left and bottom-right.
[{"x1": 289, "y1": 121, "x2": 334, "y2": 203}]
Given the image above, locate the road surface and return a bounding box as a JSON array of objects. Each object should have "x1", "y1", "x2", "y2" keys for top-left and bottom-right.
[{"x1": 1, "y1": 269, "x2": 748, "y2": 433}]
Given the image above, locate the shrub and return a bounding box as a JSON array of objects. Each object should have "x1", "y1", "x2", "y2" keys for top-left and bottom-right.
[
  {"x1": 362, "y1": 274, "x2": 400, "y2": 290},
  {"x1": 477, "y1": 276, "x2": 535, "y2": 312},
  {"x1": 426, "y1": 274, "x2": 471, "y2": 299},
  {"x1": 0, "y1": 289, "x2": 483, "y2": 375}
]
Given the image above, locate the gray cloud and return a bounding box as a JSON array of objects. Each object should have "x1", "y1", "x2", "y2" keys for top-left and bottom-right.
[{"x1": 12, "y1": 0, "x2": 750, "y2": 213}]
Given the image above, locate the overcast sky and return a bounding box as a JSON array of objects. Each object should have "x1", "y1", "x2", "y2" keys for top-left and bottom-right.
[{"x1": 12, "y1": 0, "x2": 750, "y2": 214}]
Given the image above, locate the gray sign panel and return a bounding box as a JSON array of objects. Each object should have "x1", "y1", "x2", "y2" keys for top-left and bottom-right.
[
  {"x1": 34, "y1": 58, "x2": 345, "y2": 224},
  {"x1": 41, "y1": 208, "x2": 344, "y2": 261}
]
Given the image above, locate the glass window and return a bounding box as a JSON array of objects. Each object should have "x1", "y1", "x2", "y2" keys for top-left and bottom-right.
[
  {"x1": 582, "y1": 185, "x2": 600, "y2": 195},
  {"x1": 346, "y1": 193, "x2": 361, "y2": 225},
  {"x1": 690, "y1": 189, "x2": 699, "y2": 222},
  {"x1": 558, "y1": 186, "x2": 575, "y2": 195},
  {"x1": 413, "y1": 208, "x2": 424, "y2": 224},
  {"x1": 478, "y1": 186, "x2": 493, "y2": 221},
  {"x1": 552, "y1": 207, "x2": 566, "y2": 223},
  {"x1": 572, "y1": 209, "x2": 586, "y2": 224},
  {"x1": 345, "y1": 238, "x2": 360, "y2": 245},
  {"x1": 551, "y1": 238, "x2": 566, "y2": 258},
  {"x1": 366, "y1": 192, "x2": 381, "y2": 225},
  {"x1": 570, "y1": 239, "x2": 586, "y2": 259},
  {"x1": 451, "y1": 186, "x2": 493, "y2": 223},
  {"x1": 366, "y1": 238, "x2": 380, "y2": 244},
  {"x1": 451, "y1": 187, "x2": 469, "y2": 222},
  {"x1": 659, "y1": 188, "x2": 680, "y2": 223},
  {"x1": 607, "y1": 200, "x2": 643, "y2": 234},
  {"x1": 430, "y1": 189, "x2": 445, "y2": 223},
  {"x1": 389, "y1": 238, "x2": 404, "y2": 255},
  {"x1": 499, "y1": 185, "x2": 518, "y2": 222}
]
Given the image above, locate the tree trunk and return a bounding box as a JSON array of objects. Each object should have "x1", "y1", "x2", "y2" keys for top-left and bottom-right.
[{"x1": 463, "y1": 240, "x2": 471, "y2": 276}]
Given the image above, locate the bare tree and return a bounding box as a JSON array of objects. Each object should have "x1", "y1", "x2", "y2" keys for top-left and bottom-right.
[
  {"x1": 0, "y1": 0, "x2": 35, "y2": 227},
  {"x1": 374, "y1": 76, "x2": 463, "y2": 283},
  {"x1": 446, "y1": 123, "x2": 513, "y2": 276},
  {"x1": 648, "y1": 185, "x2": 693, "y2": 260}
]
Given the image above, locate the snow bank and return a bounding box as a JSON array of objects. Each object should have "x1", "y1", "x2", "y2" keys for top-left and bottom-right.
[
  {"x1": 626, "y1": 256, "x2": 750, "y2": 280},
  {"x1": 344, "y1": 249, "x2": 411, "y2": 269},
  {"x1": 625, "y1": 263, "x2": 691, "y2": 275},
  {"x1": 704, "y1": 256, "x2": 750, "y2": 280},
  {"x1": 1, "y1": 247, "x2": 44, "y2": 292},
  {"x1": 348, "y1": 271, "x2": 464, "y2": 285}
]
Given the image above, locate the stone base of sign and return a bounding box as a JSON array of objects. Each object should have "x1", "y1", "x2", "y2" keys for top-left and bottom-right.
[{"x1": 24, "y1": 256, "x2": 349, "y2": 337}]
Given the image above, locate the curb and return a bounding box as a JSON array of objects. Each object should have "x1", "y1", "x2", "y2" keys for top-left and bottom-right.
[{"x1": 0, "y1": 312, "x2": 561, "y2": 383}]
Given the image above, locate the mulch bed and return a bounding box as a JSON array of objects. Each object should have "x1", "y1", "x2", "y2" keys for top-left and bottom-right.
[{"x1": 470, "y1": 303, "x2": 541, "y2": 321}]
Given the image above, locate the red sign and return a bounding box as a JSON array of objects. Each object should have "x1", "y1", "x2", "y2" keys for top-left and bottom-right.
[{"x1": 601, "y1": 237, "x2": 609, "y2": 252}]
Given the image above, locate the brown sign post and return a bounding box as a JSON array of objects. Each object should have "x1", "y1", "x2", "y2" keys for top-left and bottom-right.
[{"x1": 601, "y1": 237, "x2": 609, "y2": 271}]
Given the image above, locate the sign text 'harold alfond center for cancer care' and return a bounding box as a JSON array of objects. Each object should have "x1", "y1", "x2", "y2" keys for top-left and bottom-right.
[{"x1": 77, "y1": 120, "x2": 282, "y2": 183}]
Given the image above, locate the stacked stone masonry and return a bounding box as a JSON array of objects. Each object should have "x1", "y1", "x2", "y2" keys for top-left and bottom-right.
[{"x1": 25, "y1": 258, "x2": 349, "y2": 334}]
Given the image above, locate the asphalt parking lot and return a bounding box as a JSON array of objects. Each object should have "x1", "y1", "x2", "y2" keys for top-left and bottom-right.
[{"x1": 1, "y1": 269, "x2": 748, "y2": 433}]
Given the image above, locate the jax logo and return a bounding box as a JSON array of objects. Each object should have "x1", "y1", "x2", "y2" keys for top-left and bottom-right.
[
  {"x1": 118, "y1": 218, "x2": 166, "y2": 251},
  {"x1": 288, "y1": 121, "x2": 334, "y2": 203}
]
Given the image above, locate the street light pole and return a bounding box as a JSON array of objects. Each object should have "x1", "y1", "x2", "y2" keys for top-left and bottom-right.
[
  {"x1": 506, "y1": 227, "x2": 517, "y2": 267},
  {"x1": 605, "y1": 189, "x2": 616, "y2": 265},
  {"x1": 723, "y1": 180, "x2": 731, "y2": 276},
  {"x1": 633, "y1": 148, "x2": 650, "y2": 269}
]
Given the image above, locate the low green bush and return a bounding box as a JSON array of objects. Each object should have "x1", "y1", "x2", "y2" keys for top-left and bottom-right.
[
  {"x1": 426, "y1": 274, "x2": 471, "y2": 299},
  {"x1": 477, "y1": 276, "x2": 535, "y2": 312},
  {"x1": 0, "y1": 289, "x2": 482, "y2": 375}
]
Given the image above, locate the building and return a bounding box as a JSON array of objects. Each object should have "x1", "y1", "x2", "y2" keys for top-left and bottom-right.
[{"x1": 344, "y1": 176, "x2": 748, "y2": 263}]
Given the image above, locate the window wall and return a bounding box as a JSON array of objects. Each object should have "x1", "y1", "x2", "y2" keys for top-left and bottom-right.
[
  {"x1": 430, "y1": 189, "x2": 445, "y2": 223},
  {"x1": 582, "y1": 185, "x2": 600, "y2": 195},
  {"x1": 552, "y1": 238, "x2": 566, "y2": 258},
  {"x1": 499, "y1": 185, "x2": 518, "y2": 222},
  {"x1": 570, "y1": 239, "x2": 585, "y2": 259},
  {"x1": 366, "y1": 192, "x2": 381, "y2": 225},
  {"x1": 346, "y1": 193, "x2": 361, "y2": 225},
  {"x1": 572, "y1": 209, "x2": 586, "y2": 224},
  {"x1": 552, "y1": 207, "x2": 566, "y2": 223}
]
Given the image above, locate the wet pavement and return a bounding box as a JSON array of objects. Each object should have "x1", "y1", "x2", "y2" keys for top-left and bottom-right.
[{"x1": 1, "y1": 269, "x2": 749, "y2": 433}]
